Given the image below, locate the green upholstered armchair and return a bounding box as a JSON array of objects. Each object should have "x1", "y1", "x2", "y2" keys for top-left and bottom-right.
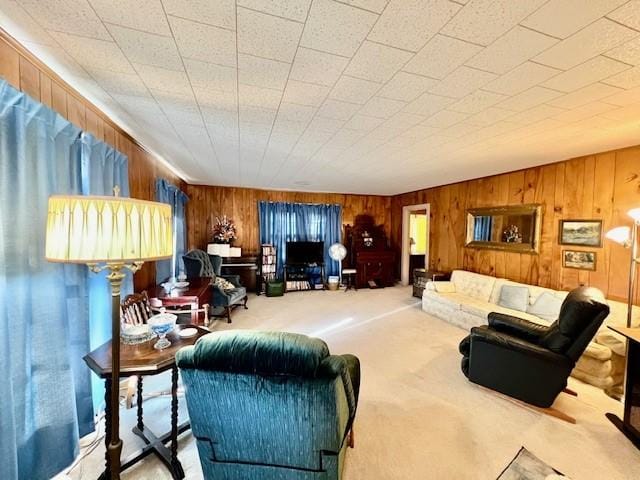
[
  {"x1": 182, "y1": 249, "x2": 248, "y2": 323},
  {"x1": 176, "y1": 330, "x2": 361, "y2": 480}
]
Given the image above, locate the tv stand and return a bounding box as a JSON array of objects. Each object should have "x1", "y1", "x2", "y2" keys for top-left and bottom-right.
[{"x1": 284, "y1": 263, "x2": 325, "y2": 292}]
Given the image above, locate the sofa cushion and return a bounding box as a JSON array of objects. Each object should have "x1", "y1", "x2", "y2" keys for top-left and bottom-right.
[
  {"x1": 497, "y1": 285, "x2": 529, "y2": 312},
  {"x1": 450, "y1": 270, "x2": 495, "y2": 302},
  {"x1": 489, "y1": 278, "x2": 520, "y2": 304},
  {"x1": 527, "y1": 291, "x2": 564, "y2": 322},
  {"x1": 423, "y1": 291, "x2": 463, "y2": 310},
  {"x1": 433, "y1": 281, "x2": 456, "y2": 293}
]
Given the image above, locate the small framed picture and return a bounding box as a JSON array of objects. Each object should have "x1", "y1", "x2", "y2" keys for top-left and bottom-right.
[
  {"x1": 559, "y1": 219, "x2": 602, "y2": 247},
  {"x1": 562, "y1": 250, "x2": 597, "y2": 271}
]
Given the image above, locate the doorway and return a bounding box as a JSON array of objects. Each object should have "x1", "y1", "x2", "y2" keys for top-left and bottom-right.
[{"x1": 401, "y1": 203, "x2": 430, "y2": 286}]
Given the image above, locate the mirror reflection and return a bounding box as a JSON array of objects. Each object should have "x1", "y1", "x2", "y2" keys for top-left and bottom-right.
[{"x1": 466, "y1": 205, "x2": 542, "y2": 253}]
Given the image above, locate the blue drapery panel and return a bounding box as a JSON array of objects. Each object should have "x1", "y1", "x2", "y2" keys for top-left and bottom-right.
[
  {"x1": 0, "y1": 80, "x2": 87, "y2": 479},
  {"x1": 258, "y1": 202, "x2": 342, "y2": 277},
  {"x1": 474, "y1": 216, "x2": 493, "y2": 242},
  {"x1": 79, "y1": 132, "x2": 131, "y2": 413},
  {"x1": 155, "y1": 178, "x2": 189, "y2": 282}
]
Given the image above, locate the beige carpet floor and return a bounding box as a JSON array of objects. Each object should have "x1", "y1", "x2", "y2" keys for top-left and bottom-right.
[{"x1": 67, "y1": 286, "x2": 640, "y2": 479}]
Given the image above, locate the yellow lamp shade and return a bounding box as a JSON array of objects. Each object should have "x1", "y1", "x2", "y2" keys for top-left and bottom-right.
[{"x1": 45, "y1": 195, "x2": 173, "y2": 263}]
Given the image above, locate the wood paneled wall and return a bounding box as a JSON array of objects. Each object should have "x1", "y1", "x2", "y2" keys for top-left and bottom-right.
[
  {"x1": 0, "y1": 30, "x2": 183, "y2": 290},
  {"x1": 391, "y1": 147, "x2": 640, "y2": 304},
  {"x1": 185, "y1": 185, "x2": 391, "y2": 255}
]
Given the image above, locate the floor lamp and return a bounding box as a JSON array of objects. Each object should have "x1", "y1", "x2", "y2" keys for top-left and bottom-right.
[{"x1": 45, "y1": 190, "x2": 173, "y2": 480}]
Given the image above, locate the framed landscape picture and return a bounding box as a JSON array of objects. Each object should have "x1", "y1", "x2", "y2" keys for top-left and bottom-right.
[
  {"x1": 559, "y1": 219, "x2": 602, "y2": 247},
  {"x1": 562, "y1": 250, "x2": 597, "y2": 271}
]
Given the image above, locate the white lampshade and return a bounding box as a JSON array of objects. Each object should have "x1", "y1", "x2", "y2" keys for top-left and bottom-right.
[
  {"x1": 46, "y1": 195, "x2": 173, "y2": 263},
  {"x1": 628, "y1": 207, "x2": 640, "y2": 223},
  {"x1": 605, "y1": 226, "x2": 631, "y2": 246}
]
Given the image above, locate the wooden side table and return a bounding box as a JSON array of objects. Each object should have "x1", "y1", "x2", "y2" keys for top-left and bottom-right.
[
  {"x1": 151, "y1": 277, "x2": 212, "y2": 325},
  {"x1": 84, "y1": 325, "x2": 209, "y2": 479}
]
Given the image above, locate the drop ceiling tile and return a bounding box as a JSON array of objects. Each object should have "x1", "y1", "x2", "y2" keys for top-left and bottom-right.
[
  {"x1": 112, "y1": 92, "x2": 163, "y2": 117},
  {"x1": 534, "y1": 19, "x2": 638, "y2": 70},
  {"x1": 606, "y1": 37, "x2": 640, "y2": 65},
  {"x1": 184, "y1": 58, "x2": 236, "y2": 92},
  {"x1": 163, "y1": 0, "x2": 235, "y2": 30},
  {"x1": 543, "y1": 55, "x2": 631, "y2": 92},
  {"x1": 441, "y1": 0, "x2": 547, "y2": 46},
  {"x1": 18, "y1": 0, "x2": 111, "y2": 40},
  {"x1": 239, "y1": 84, "x2": 282, "y2": 111},
  {"x1": 89, "y1": 0, "x2": 170, "y2": 35},
  {"x1": 344, "y1": 114, "x2": 385, "y2": 132},
  {"x1": 299, "y1": 0, "x2": 378, "y2": 57},
  {"x1": 484, "y1": 62, "x2": 561, "y2": 95},
  {"x1": 194, "y1": 87, "x2": 237, "y2": 110},
  {"x1": 505, "y1": 104, "x2": 566, "y2": 124},
  {"x1": 282, "y1": 80, "x2": 330, "y2": 106},
  {"x1": 400, "y1": 123, "x2": 442, "y2": 139},
  {"x1": 86, "y1": 67, "x2": 148, "y2": 96},
  {"x1": 108, "y1": 24, "x2": 183, "y2": 70},
  {"x1": 237, "y1": 0, "x2": 311, "y2": 22},
  {"x1": 448, "y1": 90, "x2": 507, "y2": 114},
  {"x1": 607, "y1": 0, "x2": 640, "y2": 31},
  {"x1": 340, "y1": 0, "x2": 389, "y2": 13},
  {"x1": 289, "y1": 47, "x2": 349, "y2": 87},
  {"x1": 358, "y1": 96, "x2": 407, "y2": 118},
  {"x1": 603, "y1": 65, "x2": 640, "y2": 89},
  {"x1": 465, "y1": 26, "x2": 558, "y2": 75},
  {"x1": 49, "y1": 31, "x2": 134, "y2": 74},
  {"x1": 547, "y1": 82, "x2": 623, "y2": 109},
  {"x1": 345, "y1": 41, "x2": 413, "y2": 83},
  {"x1": 428, "y1": 66, "x2": 497, "y2": 99},
  {"x1": 601, "y1": 85, "x2": 640, "y2": 105},
  {"x1": 521, "y1": 0, "x2": 628, "y2": 39},
  {"x1": 169, "y1": 16, "x2": 236, "y2": 66},
  {"x1": 276, "y1": 102, "x2": 316, "y2": 123},
  {"x1": 135, "y1": 63, "x2": 191, "y2": 95},
  {"x1": 377, "y1": 72, "x2": 438, "y2": 102},
  {"x1": 404, "y1": 35, "x2": 482, "y2": 80},
  {"x1": 465, "y1": 107, "x2": 514, "y2": 126},
  {"x1": 599, "y1": 102, "x2": 640, "y2": 121},
  {"x1": 330, "y1": 76, "x2": 380, "y2": 104},
  {"x1": 237, "y1": 7, "x2": 303, "y2": 63},
  {"x1": 239, "y1": 105, "x2": 277, "y2": 125},
  {"x1": 367, "y1": 0, "x2": 461, "y2": 52},
  {"x1": 551, "y1": 101, "x2": 619, "y2": 122},
  {"x1": 307, "y1": 115, "x2": 345, "y2": 134},
  {"x1": 0, "y1": 0, "x2": 56, "y2": 46},
  {"x1": 403, "y1": 92, "x2": 456, "y2": 116},
  {"x1": 238, "y1": 54, "x2": 290, "y2": 90},
  {"x1": 317, "y1": 99, "x2": 361, "y2": 120},
  {"x1": 423, "y1": 109, "x2": 468, "y2": 128},
  {"x1": 498, "y1": 86, "x2": 563, "y2": 111}
]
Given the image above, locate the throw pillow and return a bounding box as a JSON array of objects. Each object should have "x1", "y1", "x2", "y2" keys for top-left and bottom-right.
[
  {"x1": 497, "y1": 285, "x2": 529, "y2": 312},
  {"x1": 212, "y1": 276, "x2": 236, "y2": 291},
  {"x1": 527, "y1": 291, "x2": 563, "y2": 322}
]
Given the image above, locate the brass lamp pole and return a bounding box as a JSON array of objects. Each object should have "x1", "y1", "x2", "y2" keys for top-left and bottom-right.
[{"x1": 45, "y1": 190, "x2": 173, "y2": 479}]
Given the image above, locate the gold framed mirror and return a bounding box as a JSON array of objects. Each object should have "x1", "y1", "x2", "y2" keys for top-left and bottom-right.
[{"x1": 465, "y1": 204, "x2": 543, "y2": 254}]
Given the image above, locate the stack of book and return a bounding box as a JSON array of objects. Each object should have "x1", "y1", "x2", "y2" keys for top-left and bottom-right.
[{"x1": 260, "y1": 244, "x2": 277, "y2": 294}]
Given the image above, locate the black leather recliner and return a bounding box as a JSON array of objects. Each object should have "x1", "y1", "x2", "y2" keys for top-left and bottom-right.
[{"x1": 459, "y1": 286, "x2": 610, "y2": 408}]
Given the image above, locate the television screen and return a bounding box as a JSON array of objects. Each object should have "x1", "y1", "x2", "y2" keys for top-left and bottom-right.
[{"x1": 286, "y1": 241, "x2": 324, "y2": 265}]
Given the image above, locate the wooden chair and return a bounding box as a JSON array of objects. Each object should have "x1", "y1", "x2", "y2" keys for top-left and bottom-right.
[{"x1": 121, "y1": 291, "x2": 154, "y2": 325}]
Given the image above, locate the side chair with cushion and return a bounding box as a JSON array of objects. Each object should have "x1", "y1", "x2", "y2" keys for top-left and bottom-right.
[
  {"x1": 182, "y1": 249, "x2": 248, "y2": 323},
  {"x1": 176, "y1": 330, "x2": 361, "y2": 480},
  {"x1": 459, "y1": 286, "x2": 610, "y2": 420}
]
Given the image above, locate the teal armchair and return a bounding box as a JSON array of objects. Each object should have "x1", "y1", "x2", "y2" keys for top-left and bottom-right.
[
  {"x1": 183, "y1": 249, "x2": 248, "y2": 323},
  {"x1": 176, "y1": 331, "x2": 361, "y2": 480}
]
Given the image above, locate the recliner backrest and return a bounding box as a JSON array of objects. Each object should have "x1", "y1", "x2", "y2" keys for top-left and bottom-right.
[
  {"x1": 183, "y1": 249, "x2": 218, "y2": 278},
  {"x1": 540, "y1": 286, "x2": 609, "y2": 362}
]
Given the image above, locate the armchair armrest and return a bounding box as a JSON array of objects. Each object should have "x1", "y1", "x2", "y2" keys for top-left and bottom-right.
[
  {"x1": 220, "y1": 274, "x2": 242, "y2": 287},
  {"x1": 488, "y1": 312, "x2": 549, "y2": 343},
  {"x1": 470, "y1": 326, "x2": 569, "y2": 367}
]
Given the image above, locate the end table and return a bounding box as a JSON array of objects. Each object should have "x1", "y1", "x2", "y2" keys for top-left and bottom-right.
[
  {"x1": 413, "y1": 269, "x2": 451, "y2": 298},
  {"x1": 83, "y1": 325, "x2": 209, "y2": 479}
]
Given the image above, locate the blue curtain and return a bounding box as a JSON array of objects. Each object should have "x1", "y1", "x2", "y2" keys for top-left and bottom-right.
[
  {"x1": 156, "y1": 178, "x2": 189, "y2": 282},
  {"x1": 0, "y1": 79, "x2": 130, "y2": 480},
  {"x1": 79, "y1": 132, "x2": 131, "y2": 413},
  {"x1": 0, "y1": 80, "x2": 85, "y2": 479},
  {"x1": 258, "y1": 202, "x2": 342, "y2": 277},
  {"x1": 474, "y1": 216, "x2": 493, "y2": 242}
]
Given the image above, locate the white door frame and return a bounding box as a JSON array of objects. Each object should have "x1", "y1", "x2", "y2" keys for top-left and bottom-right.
[{"x1": 401, "y1": 203, "x2": 430, "y2": 286}]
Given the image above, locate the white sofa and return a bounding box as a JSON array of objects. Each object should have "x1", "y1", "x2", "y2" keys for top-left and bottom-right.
[{"x1": 422, "y1": 270, "x2": 639, "y2": 391}]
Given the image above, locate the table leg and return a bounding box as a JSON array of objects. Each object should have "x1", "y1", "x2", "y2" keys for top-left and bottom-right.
[
  {"x1": 100, "y1": 378, "x2": 113, "y2": 480},
  {"x1": 171, "y1": 365, "x2": 185, "y2": 479},
  {"x1": 136, "y1": 376, "x2": 144, "y2": 431}
]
